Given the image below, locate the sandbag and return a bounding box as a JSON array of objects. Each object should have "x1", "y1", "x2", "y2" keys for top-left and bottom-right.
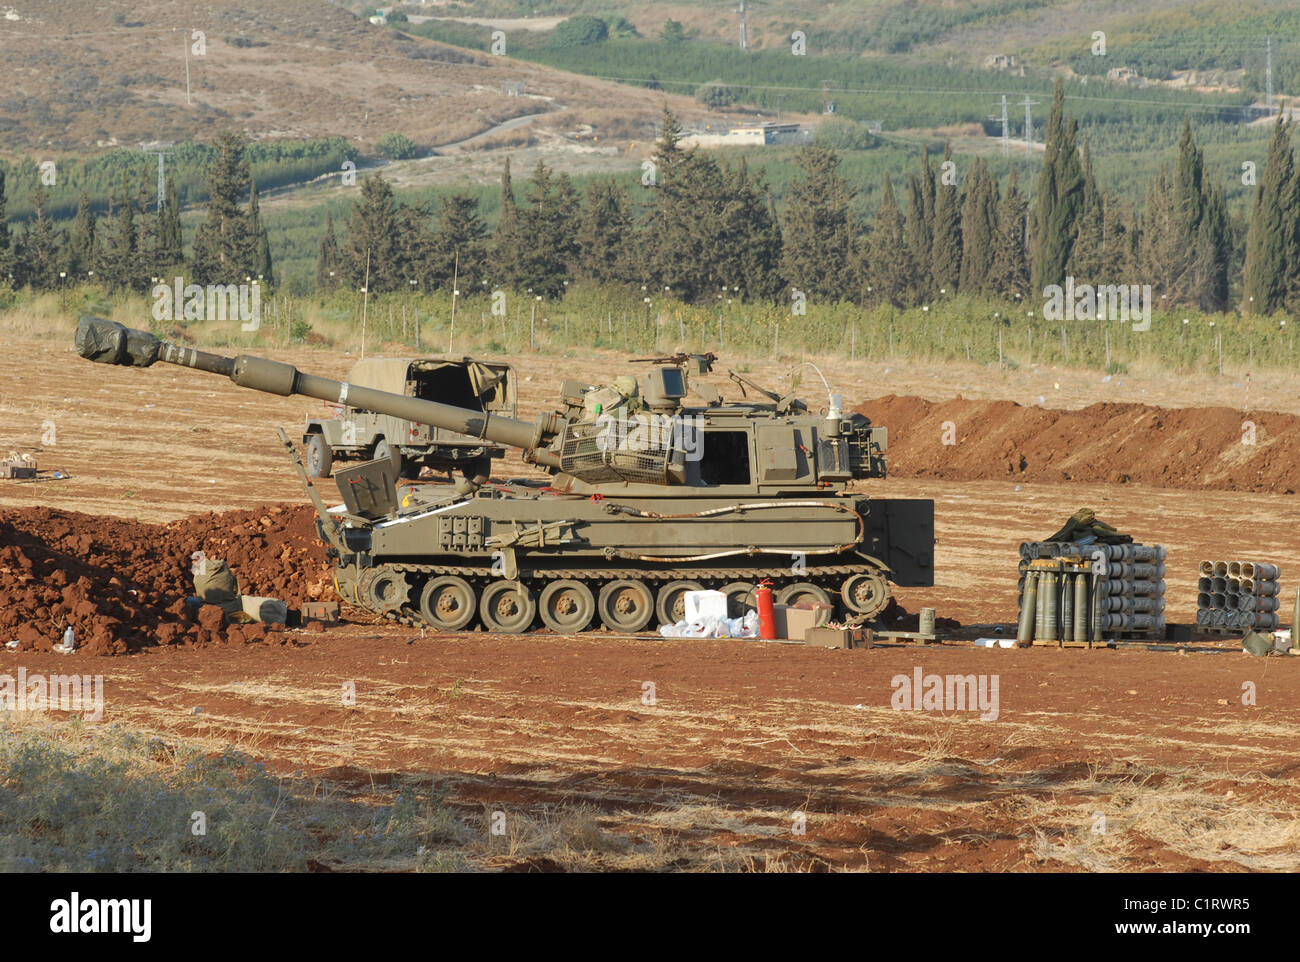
[{"x1": 192, "y1": 559, "x2": 241, "y2": 614}]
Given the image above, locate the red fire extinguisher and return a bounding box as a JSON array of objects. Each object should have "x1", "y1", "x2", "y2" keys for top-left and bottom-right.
[{"x1": 756, "y1": 579, "x2": 777, "y2": 640}]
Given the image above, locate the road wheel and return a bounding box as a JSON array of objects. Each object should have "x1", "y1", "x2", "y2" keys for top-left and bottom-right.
[
  {"x1": 538, "y1": 580, "x2": 596, "y2": 633},
  {"x1": 478, "y1": 580, "x2": 536, "y2": 633},
  {"x1": 597, "y1": 580, "x2": 654, "y2": 633},
  {"x1": 776, "y1": 582, "x2": 831, "y2": 608},
  {"x1": 841, "y1": 571, "x2": 890, "y2": 618},
  {"x1": 306, "y1": 434, "x2": 333, "y2": 478},
  {"x1": 719, "y1": 581, "x2": 757, "y2": 618},
  {"x1": 419, "y1": 576, "x2": 476, "y2": 631},
  {"x1": 655, "y1": 580, "x2": 704, "y2": 627}
]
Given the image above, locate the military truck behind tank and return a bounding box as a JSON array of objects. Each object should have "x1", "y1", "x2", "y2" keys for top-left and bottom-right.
[{"x1": 303, "y1": 356, "x2": 515, "y2": 479}]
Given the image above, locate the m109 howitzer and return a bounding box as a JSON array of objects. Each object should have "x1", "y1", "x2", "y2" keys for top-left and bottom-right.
[{"x1": 77, "y1": 317, "x2": 934, "y2": 633}]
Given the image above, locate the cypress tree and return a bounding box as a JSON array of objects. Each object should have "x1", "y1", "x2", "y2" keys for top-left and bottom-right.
[
  {"x1": 650, "y1": 149, "x2": 729, "y2": 301},
  {"x1": 576, "y1": 180, "x2": 636, "y2": 284},
  {"x1": 315, "y1": 211, "x2": 341, "y2": 291},
  {"x1": 192, "y1": 132, "x2": 253, "y2": 284},
  {"x1": 18, "y1": 184, "x2": 62, "y2": 291},
  {"x1": 342, "y1": 174, "x2": 404, "y2": 292},
  {"x1": 930, "y1": 142, "x2": 962, "y2": 291},
  {"x1": 67, "y1": 190, "x2": 97, "y2": 280},
  {"x1": 98, "y1": 178, "x2": 137, "y2": 291},
  {"x1": 779, "y1": 144, "x2": 856, "y2": 300},
  {"x1": 992, "y1": 167, "x2": 1029, "y2": 297},
  {"x1": 1193, "y1": 183, "x2": 1230, "y2": 312},
  {"x1": 0, "y1": 168, "x2": 11, "y2": 286},
  {"x1": 1241, "y1": 117, "x2": 1293, "y2": 314},
  {"x1": 959, "y1": 159, "x2": 999, "y2": 293},
  {"x1": 905, "y1": 147, "x2": 936, "y2": 302},
  {"x1": 248, "y1": 179, "x2": 273, "y2": 285},
  {"x1": 1139, "y1": 167, "x2": 1180, "y2": 296},
  {"x1": 866, "y1": 173, "x2": 911, "y2": 306},
  {"x1": 156, "y1": 178, "x2": 184, "y2": 272},
  {"x1": 429, "y1": 193, "x2": 487, "y2": 289},
  {"x1": 491, "y1": 157, "x2": 523, "y2": 288},
  {"x1": 516, "y1": 159, "x2": 575, "y2": 297},
  {"x1": 1069, "y1": 139, "x2": 1104, "y2": 278},
  {"x1": 718, "y1": 159, "x2": 782, "y2": 303},
  {"x1": 1030, "y1": 80, "x2": 1085, "y2": 292}
]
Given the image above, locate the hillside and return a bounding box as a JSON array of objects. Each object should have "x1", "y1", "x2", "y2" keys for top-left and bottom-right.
[{"x1": 0, "y1": 0, "x2": 722, "y2": 156}]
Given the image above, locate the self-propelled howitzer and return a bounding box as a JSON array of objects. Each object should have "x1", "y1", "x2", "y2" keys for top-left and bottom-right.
[{"x1": 76, "y1": 317, "x2": 934, "y2": 633}]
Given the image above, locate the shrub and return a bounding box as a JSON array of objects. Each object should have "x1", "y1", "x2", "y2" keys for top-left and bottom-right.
[
  {"x1": 376, "y1": 133, "x2": 418, "y2": 160},
  {"x1": 550, "y1": 15, "x2": 609, "y2": 48},
  {"x1": 695, "y1": 81, "x2": 738, "y2": 109}
]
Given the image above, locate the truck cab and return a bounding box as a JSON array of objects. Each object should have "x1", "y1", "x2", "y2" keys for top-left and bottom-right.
[{"x1": 304, "y1": 356, "x2": 515, "y2": 478}]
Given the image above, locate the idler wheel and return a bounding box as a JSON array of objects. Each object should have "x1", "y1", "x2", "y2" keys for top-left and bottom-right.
[
  {"x1": 478, "y1": 580, "x2": 537, "y2": 633},
  {"x1": 419, "y1": 575, "x2": 477, "y2": 631},
  {"x1": 655, "y1": 580, "x2": 704, "y2": 627},
  {"x1": 597, "y1": 580, "x2": 654, "y2": 633},
  {"x1": 841, "y1": 571, "x2": 890, "y2": 618},
  {"x1": 358, "y1": 566, "x2": 410, "y2": 614},
  {"x1": 538, "y1": 580, "x2": 596, "y2": 634}
]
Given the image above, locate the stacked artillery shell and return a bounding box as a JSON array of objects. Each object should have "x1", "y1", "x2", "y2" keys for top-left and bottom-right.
[
  {"x1": 1195, "y1": 560, "x2": 1280, "y2": 631},
  {"x1": 1017, "y1": 542, "x2": 1167, "y2": 644}
]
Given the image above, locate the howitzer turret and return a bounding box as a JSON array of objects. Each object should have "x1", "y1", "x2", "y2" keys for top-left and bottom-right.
[{"x1": 77, "y1": 317, "x2": 934, "y2": 634}]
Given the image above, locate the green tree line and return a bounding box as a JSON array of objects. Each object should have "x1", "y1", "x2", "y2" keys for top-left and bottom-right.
[{"x1": 3, "y1": 96, "x2": 1298, "y2": 319}]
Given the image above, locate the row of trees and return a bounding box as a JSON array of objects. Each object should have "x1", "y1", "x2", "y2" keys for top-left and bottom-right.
[
  {"x1": 314, "y1": 91, "x2": 1252, "y2": 314},
  {"x1": 0, "y1": 132, "x2": 273, "y2": 292},
  {"x1": 1, "y1": 93, "x2": 1296, "y2": 317}
]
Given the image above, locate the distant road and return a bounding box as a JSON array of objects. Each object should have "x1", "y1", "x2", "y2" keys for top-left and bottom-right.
[{"x1": 436, "y1": 110, "x2": 552, "y2": 153}]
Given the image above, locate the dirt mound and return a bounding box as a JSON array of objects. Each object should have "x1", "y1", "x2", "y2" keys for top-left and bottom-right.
[
  {"x1": 857, "y1": 396, "x2": 1300, "y2": 493},
  {"x1": 0, "y1": 505, "x2": 332, "y2": 655}
]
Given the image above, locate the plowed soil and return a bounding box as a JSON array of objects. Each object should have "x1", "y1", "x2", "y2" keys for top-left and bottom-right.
[{"x1": 3, "y1": 330, "x2": 1299, "y2": 872}]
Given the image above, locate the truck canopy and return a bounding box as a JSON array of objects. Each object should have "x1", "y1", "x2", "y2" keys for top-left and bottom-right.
[{"x1": 346, "y1": 357, "x2": 514, "y2": 414}]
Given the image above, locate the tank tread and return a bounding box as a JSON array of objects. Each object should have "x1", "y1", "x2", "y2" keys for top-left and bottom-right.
[
  {"x1": 364, "y1": 560, "x2": 891, "y2": 630},
  {"x1": 385, "y1": 561, "x2": 881, "y2": 582}
]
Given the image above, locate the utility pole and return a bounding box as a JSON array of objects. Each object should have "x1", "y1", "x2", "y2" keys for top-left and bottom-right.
[
  {"x1": 1266, "y1": 36, "x2": 1274, "y2": 113},
  {"x1": 1022, "y1": 94, "x2": 1039, "y2": 154},
  {"x1": 141, "y1": 143, "x2": 174, "y2": 212},
  {"x1": 990, "y1": 95, "x2": 1009, "y2": 156},
  {"x1": 183, "y1": 29, "x2": 192, "y2": 106},
  {"x1": 736, "y1": 0, "x2": 749, "y2": 50}
]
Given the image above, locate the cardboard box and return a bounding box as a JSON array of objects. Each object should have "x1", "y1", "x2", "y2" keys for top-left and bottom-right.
[
  {"x1": 805, "y1": 627, "x2": 850, "y2": 648},
  {"x1": 772, "y1": 603, "x2": 833, "y2": 640},
  {"x1": 805, "y1": 626, "x2": 871, "y2": 649}
]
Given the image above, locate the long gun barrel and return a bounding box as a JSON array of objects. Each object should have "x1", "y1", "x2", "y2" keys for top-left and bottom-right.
[{"x1": 76, "y1": 317, "x2": 564, "y2": 468}]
